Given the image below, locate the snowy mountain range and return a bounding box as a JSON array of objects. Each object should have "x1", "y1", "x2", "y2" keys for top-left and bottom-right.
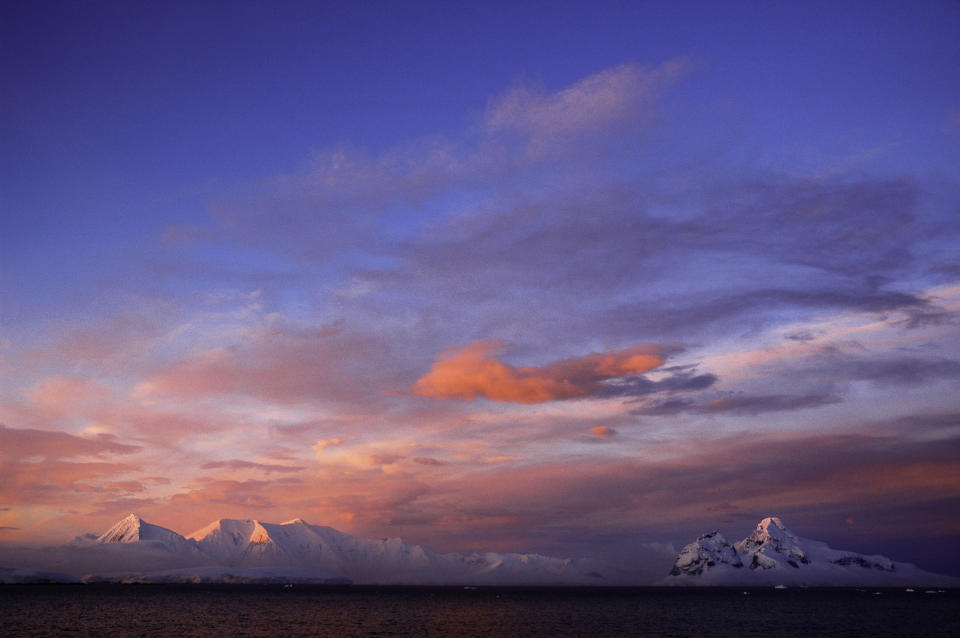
[
  {"x1": 664, "y1": 516, "x2": 954, "y2": 586},
  {"x1": 78, "y1": 513, "x2": 606, "y2": 585},
  {"x1": 1, "y1": 514, "x2": 956, "y2": 585}
]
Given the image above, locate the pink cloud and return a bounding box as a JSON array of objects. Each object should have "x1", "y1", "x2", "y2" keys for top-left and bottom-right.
[
  {"x1": 484, "y1": 60, "x2": 688, "y2": 155},
  {"x1": 133, "y1": 328, "x2": 401, "y2": 406},
  {"x1": 201, "y1": 459, "x2": 306, "y2": 474},
  {"x1": 104, "y1": 481, "x2": 147, "y2": 493},
  {"x1": 24, "y1": 376, "x2": 114, "y2": 418},
  {"x1": 312, "y1": 438, "x2": 344, "y2": 454},
  {"x1": 27, "y1": 308, "x2": 173, "y2": 373},
  {"x1": 0, "y1": 424, "x2": 140, "y2": 460},
  {"x1": 413, "y1": 340, "x2": 666, "y2": 403},
  {"x1": 0, "y1": 425, "x2": 145, "y2": 510},
  {"x1": 0, "y1": 459, "x2": 140, "y2": 505},
  {"x1": 412, "y1": 457, "x2": 446, "y2": 466},
  {"x1": 170, "y1": 478, "x2": 296, "y2": 509}
]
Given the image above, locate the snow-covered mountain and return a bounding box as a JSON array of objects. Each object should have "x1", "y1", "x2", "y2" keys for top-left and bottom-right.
[
  {"x1": 85, "y1": 514, "x2": 605, "y2": 585},
  {"x1": 666, "y1": 517, "x2": 955, "y2": 586},
  {"x1": 97, "y1": 513, "x2": 201, "y2": 555}
]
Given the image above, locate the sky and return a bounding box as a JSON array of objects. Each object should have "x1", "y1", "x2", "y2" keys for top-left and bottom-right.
[{"x1": 2, "y1": 0, "x2": 960, "y2": 577}]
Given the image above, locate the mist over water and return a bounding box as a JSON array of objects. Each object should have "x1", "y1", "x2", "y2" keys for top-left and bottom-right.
[{"x1": 4, "y1": 586, "x2": 959, "y2": 637}]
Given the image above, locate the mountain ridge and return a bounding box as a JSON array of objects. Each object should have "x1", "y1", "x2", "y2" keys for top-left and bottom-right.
[{"x1": 85, "y1": 513, "x2": 604, "y2": 585}]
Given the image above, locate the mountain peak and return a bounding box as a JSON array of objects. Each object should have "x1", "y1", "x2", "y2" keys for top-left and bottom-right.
[
  {"x1": 97, "y1": 513, "x2": 146, "y2": 543},
  {"x1": 282, "y1": 517, "x2": 307, "y2": 525},
  {"x1": 97, "y1": 514, "x2": 191, "y2": 551},
  {"x1": 756, "y1": 516, "x2": 790, "y2": 535},
  {"x1": 736, "y1": 516, "x2": 807, "y2": 568}
]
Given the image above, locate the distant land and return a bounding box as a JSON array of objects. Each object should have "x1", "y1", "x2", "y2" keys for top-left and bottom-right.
[{"x1": 1, "y1": 515, "x2": 956, "y2": 586}]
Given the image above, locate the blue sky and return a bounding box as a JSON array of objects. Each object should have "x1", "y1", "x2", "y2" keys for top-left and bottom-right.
[{"x1": 2, "y1": 0, "x2": 960, "y2": 577}]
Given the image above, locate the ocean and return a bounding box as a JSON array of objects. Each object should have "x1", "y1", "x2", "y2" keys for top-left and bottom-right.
[{"x1": 2, "y1": 585, "x2": 958, "y2": 637}]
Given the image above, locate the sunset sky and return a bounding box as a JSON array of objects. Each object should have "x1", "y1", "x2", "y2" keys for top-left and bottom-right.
[{"x1": 2, "y1": 1, "x2": 960, "y2": 576}]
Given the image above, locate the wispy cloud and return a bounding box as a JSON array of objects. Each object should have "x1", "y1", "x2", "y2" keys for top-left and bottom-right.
[
  {"x1": 484, "y1": 60, "x2": 689, "y2": 157},
  {"x1": 0, "y1": 424, "x2": 141, "y2": 460},
  {"x1": 200, "y1": 459, "x2": 306, "y2": 474}
]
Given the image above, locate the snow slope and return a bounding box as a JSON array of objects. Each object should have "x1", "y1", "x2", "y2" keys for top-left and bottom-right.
[{"x1": 666, "y1": 517, "x2": 956, "y2": 586}]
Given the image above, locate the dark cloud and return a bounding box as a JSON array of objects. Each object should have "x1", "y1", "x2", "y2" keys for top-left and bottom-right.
[
  {"x1": 632, "y1": 392, "x2": 841, "y2": 416},
  {"x1": 891, "y1": 411, "x2": 960, "y2": 430},
  {"x1": 704, "y1": 177, "x2": 919, "y2": 276},
  {"x1": 607, "y1": 287, "x2": 928, "y2": 343},
  {"x1": 896, "y1": 307, "x2": 959, "y2": 329},
  {"x1": 595, "y1": 370, "x2": 717, "y2": 398},
  {"x1": 790, "y1": 354, "x2": 960, "y2": 388},
  {"x1": 839, "y1": 357, "x2": 960, "y2": 386}
]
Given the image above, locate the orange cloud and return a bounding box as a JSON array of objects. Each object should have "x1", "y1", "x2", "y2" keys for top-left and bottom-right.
[
  {"x1": 588, "y1": 426, "x2": 617, "y2": 438},
  {"x1": 413, "y1": 340, "x2": 666, "y2": 403}
]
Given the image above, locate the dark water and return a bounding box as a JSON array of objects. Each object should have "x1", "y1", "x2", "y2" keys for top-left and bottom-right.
[{"x1": 2, "y1": 586, "x2": 958, "y2": 637}]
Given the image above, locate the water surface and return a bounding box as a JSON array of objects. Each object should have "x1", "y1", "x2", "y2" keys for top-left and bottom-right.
[{"x1": 3, "y1": 585, "x2": 958, "y2": 637}]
